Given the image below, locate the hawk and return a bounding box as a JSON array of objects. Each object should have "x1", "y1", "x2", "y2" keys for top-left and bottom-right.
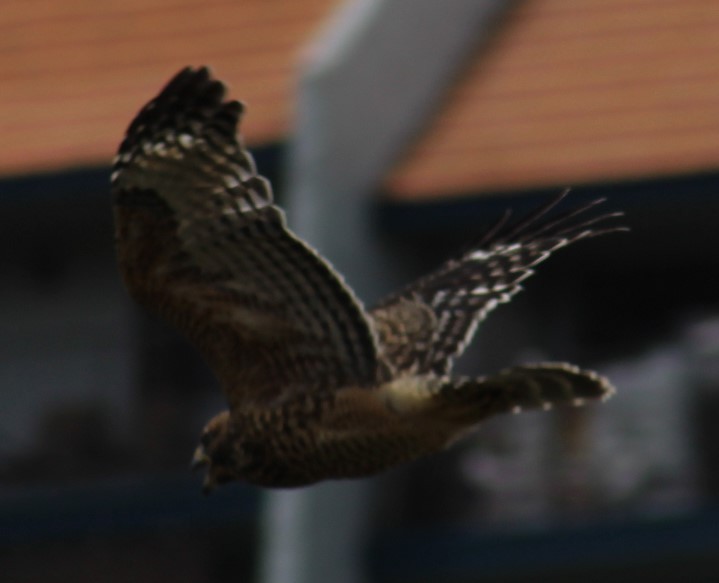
[{"x1": 112, "y1": 67, "x2": 624, "y2": 491}]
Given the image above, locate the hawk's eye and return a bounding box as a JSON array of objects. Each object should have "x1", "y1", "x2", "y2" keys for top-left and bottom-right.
[
  {"x1": 212, "y1": 440, "x2": 234, "y2": 467},
  {"x1": 201, "y1": 430, "x2": 214, "y2": 448}
]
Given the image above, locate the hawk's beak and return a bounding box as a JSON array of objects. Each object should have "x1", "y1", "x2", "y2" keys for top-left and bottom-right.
[{"x1": 191, "y1": 445, "x2": 210, "y2": 472}]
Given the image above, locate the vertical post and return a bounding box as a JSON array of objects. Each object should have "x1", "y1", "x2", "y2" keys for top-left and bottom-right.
[{"x1": 258, "y1": 1, "x2": 513, "y2": 582}]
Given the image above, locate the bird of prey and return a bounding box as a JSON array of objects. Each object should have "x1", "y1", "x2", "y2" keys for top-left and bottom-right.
[{"x1": 112, "y1": 67, "x2": 624, "y2": 491}]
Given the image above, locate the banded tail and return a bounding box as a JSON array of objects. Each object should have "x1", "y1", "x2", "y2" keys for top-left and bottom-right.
[{"x1": 434, "y1": 363, "x2": 614, "y2": 424}]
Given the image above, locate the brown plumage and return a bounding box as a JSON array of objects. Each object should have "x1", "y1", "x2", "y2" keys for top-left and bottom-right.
[{"x1": 112, "y1": 67, "x2": 625, "y2": 491}]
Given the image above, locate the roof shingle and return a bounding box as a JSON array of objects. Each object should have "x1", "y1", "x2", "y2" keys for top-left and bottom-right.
[
  {"x1": 386, "y1": 0, "x2": 719, "y2": 199},
  {"x1": 0, "y1": 0, "x2": 337, "y2": 176}
]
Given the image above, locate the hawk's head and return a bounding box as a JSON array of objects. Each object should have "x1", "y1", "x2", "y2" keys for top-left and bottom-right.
[{"x1": 191, "y1": 410, "x2": 244, "y2": 494}]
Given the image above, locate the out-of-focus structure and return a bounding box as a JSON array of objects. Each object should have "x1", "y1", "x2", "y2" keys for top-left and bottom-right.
[{"x1": 3, "y1": 0, "x2": 719, "y2": 582}]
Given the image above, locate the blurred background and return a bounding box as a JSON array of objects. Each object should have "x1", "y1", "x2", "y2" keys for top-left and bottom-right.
[{"x1": 2, "y1": 0, "x2": 719, "y2": 581}]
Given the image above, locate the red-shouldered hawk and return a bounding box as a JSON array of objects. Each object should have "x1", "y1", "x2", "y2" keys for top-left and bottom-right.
[{"x1": 112, "y1": 67, "x2": 625, "y2": 491}]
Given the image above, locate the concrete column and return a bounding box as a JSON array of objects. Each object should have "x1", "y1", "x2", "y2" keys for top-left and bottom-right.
[{"x1": 259, "y1": 2, "x2": 513, "y2": 582}]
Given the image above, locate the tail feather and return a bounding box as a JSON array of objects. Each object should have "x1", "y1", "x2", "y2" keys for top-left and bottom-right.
[{"x1": 436, "y1": 363, "x2": 614, "y2": 423}]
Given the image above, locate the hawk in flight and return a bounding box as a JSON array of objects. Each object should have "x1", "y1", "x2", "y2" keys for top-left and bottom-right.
[{"x1": 112, "y1": 67, "x2": 624, "y2": 491}]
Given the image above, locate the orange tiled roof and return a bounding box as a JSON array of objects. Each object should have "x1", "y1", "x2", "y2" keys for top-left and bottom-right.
[
  {"x1": 0, "y1": 0, "x2": 337, "y2": 176},
  {"x1": 387, "y1": 0, "x2": 719, "y2": 199}
]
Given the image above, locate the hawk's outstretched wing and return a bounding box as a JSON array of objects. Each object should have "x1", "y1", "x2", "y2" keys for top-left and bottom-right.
[
  {"x1": 112, "y1": 67, "x2": 380, "y2": 407},
  {"x1": 372, "y1": 193, "x2": 625, "y2": 376}
]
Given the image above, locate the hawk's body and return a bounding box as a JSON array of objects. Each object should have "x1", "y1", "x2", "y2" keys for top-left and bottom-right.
[{"x1": 112, "y1": 67, "x2": 623, "y2": 490}]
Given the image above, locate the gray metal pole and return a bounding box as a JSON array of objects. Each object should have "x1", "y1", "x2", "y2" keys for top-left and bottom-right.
[{"x1": 258, "y1": 1, "x2": 513, "y2": 582}]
